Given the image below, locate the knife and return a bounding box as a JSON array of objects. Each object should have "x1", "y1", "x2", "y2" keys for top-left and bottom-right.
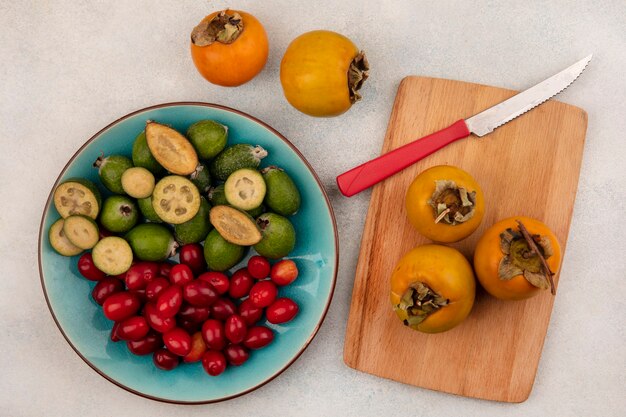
[{"x1": 336, "y1": 55, "x2": 592, "y2": 197}]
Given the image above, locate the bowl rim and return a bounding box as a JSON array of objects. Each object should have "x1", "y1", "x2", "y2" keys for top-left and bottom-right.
[{"x1": 37, "y1": 102, "x2": 339, "y2": 404}]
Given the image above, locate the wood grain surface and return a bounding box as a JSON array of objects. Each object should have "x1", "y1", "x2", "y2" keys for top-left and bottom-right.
[{"x1": 343, "y1": 76, "x2": 587, "y2": 402}]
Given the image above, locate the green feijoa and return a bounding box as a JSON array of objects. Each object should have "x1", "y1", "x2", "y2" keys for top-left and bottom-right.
[
  {"x1": 99, "y1": 195, "x2": 138, "y2": 233},
  {"x1": 174, "y1": 197, "x2": 212, "y2": 244},
  {"x1": 208, "y1": 184, "x2": 228, "y2": 206},
  {"x1": 92, "y1": 236, "x2": 133, "y2": 275},
  {"x1": 187, "y1": 120, "x2": 228, "y2": 160},
  {"x1": 53, "y1": 178, "x2": 102, "y2": 219},
  {"x1": 125, "y1": 223, "x2": 178, "y2": 262},
  {"x1": 262, "y1": 166, "x2": 301, "y2": 216},
  {"x1": 246, "y1": 204, "x2": 266, "y2": 218},
  {"x1": 189, "y1": 163, "x2": 211, "y2": 194},
  {"x1": 132, "y1": 131, "x2": 165, "y2": 175},
  {"x1": 253, "y1": 213, "x2": 296, "y2": 259},
  {"x1": 137, "y1": 197, "x2": 162, "y2": 223},
  {"x1": 93, "y1": 155, "x2": 133, "y2": 194},
  {"x1": 48, "y1": 218, "x2": 83, "y2": 257},
  {"x1": 203, "y1": 229, "x2": 245, "y2": 272},
  {"x1": 62, "y1": 215, "x2": 99, "y2": 249},
  {"x1": 210, "y1": 144, "x2": 268, "y2": 181},
  {"x1": 225, "y1": 168, "x2": 266, "y2": 211}
]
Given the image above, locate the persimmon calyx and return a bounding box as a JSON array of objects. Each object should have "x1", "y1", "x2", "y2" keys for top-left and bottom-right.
[
  {"x1": 396, "y1": 282, "x2": 448, "y2": 327},
  {"x1": 191, "y1": 10, "x2": 244, "y2": 46},
  {"x1": 348, "y1": 51, "x2": 369, "y2": 103},
  {"x1": 498, "y1": 226, "x2": 554, "y2": 290},
  {"x1": 428, "y1": 180, "x2": 477, "y2": 225}
]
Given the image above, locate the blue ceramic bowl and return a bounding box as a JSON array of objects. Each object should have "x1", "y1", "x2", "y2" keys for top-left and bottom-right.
[{"x1": 38, "y1": 103, "x2": 338, "y2": 403}]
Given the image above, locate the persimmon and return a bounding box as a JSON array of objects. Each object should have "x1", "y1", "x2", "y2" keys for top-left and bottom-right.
[
  {"x1": 390, "y1": 245, "x2": 475, "y2": 333},
  {"x1": 190, "y1": 10, "x2": 268, "y2": 87},
  {"x1": 405, "y1": 165, "x2": 485, "y2": 243},
  {"x1": 474, "y1": 216, "x2": 561, "y2": 300}
]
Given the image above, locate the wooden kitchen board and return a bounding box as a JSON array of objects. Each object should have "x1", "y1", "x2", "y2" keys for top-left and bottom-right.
[{"x1": 343, "y1": 76, "x2": 587, "y2": 402}]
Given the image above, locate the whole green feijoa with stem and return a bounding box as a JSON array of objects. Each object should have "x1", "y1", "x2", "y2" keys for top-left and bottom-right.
[
  {"x1": 100, "y1": 195, "x2": 138, "y2": 233},
  {"x1": 262, "y1": 166, "x2": 301, "y2": 216},
  {"x1": 174, "y1": 197, "x2": 212, "y2": 244},
  {"x1": 132, "y1": 131, "x2": 165, "y2": 175},
  {"x1": 93, "y1": 155, "x2": 133, "y2": 194},
  {"x1": 207, "y1": 184, "x2": 228, "y2": 206},
  {"x1": 137, "y1": 197, "x2": 162, "y2": 223},
  {"x1": 189, "y1": 163, "x2": 211, "y2": 194},
  {"x1": 253, "y1": 213, "x2": 296, "y2": 259},
  {"x1": 210, "y1": 144, "x2": 268, "y2": 181},
  {"x1": 125, "y1": 223, "x2": 178, "y2": 262},
  {"x1": 203, "y1": 229, "x2": 245, "y2": 271},
  {"x1": 187, "y1": 120, "x2": 228, "y2": 160}
]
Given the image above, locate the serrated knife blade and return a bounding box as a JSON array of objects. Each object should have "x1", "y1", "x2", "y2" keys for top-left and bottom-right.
[
  {"x1": 466, "y1": 54, "x2": 592, "y2": 136},
  {"x1": 337, "y1": 55, "x2": 592, "y2": 197}
]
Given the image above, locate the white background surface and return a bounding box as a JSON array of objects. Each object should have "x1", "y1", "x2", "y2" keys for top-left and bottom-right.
[{"x1": 1, "y1": 1, "x2": 625, "y2": 416}]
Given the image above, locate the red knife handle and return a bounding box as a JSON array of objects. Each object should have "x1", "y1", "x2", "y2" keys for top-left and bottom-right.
[{"x1": 336, "y1": 119, "x2": 470, "y2": 197}]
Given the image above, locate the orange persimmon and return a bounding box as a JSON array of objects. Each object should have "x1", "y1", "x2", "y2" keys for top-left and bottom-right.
[{"x1": 190, "y1": 10, "x2": 268, "y2": 87}]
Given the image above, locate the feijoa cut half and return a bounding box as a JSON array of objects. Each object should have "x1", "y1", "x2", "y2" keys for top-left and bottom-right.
[
  {"x1": 132, "y1": 130, "x2": 165, "y2": 175},
  {"x1": 93, "y1": 154, "x2": 133, "y2": 194},
  {"x1": 62, "y1": 215, "x2": 100, "y2": 250},
  {"x1": 92, "y1": 236, "x2": 133, "y2": 275},
  {"x1": 145, "y1": 121, "x2": 198, "y2": 175},
  {"x1": 121, "y1": 167, "x2": 155, "y2": 198},
  {"x1": 152, "y1": 176, "x2": 201, "y2": 224},
  {"x1": 209, "y1": 205, "x2": 262, "y2": 246},
  {"x1": 225, "y1": 168, "x2": 266, "y2": 211},
  {"x1": 49, "y1": 218, "x2": 83, "y2": 256},
  {"x1": 53, "y1": 178, "x2": 101, "y2": 219}
]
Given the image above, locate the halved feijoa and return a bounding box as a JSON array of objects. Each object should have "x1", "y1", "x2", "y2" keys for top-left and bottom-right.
[
  {"x1": 48, "y1": 218, "x2": 83, "y2": 256},
  {"x1": 225, "y1": 168, "x2": 266, "y2": 211},
  {"x1": 53, "y1": 178, "x2": 101, "y2": 219},
  {"x1": 174, "y1": 197, "x2": 212, "y2": 244},
  {"x1": 92, "y1": 236, "x2": 133, "y2": 275},
  {"x1": 100, "y1": 195, "x2": 138, "y2": 233},
  {"x1": 208, "y1": 184, "x2": 228, "y2": 206},
  {"x1": 209, "y1": 205, "x2": 262, "y2": 246},
  {"x1": 254, "y1": 213, "x2": 296, "y2": 259},
  {"x1": 125, "y1": 223, "x2": 178, "y2": 262},
  {"x1": 145, "y1": 121, "x2": 198, "y2": 175},
  {"x1": 62, "y1": 215, "x2": 100, "y2": 250},
  {"x1": 262, "y1": 166, "x2": 301, "y2": 216},
  {"x1": 189, "y1": 163, "x2": 211, "y2": 194},
  {"x1": 121, "y1": 167, "x2": 155, "y2": 199},
  {"x1": 187, "y1": 120, "x2": 228, "y2": 160},
  {"x1": 137, "y1": 197, "x2": 162, "y2": 223},
  {"x1": 209, "y1": 144, "x2": 268, "y2": 181},
  {"x1": 132, "y1": 130, "x2": 165, "y2": 175},
  {"x1": 203, "y1": 229, "x2": 245, "y2": 272},
  {"x1": 93, "y1": 155, "x2": 133, "y2": 194},
  {"x1": 152, "y1": 175, "x2": 201, "y2": 224}
]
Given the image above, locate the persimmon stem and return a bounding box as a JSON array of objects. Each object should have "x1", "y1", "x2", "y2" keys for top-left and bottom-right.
[
  {"x1": 516, "y1": 220, "x2": 556, "y2": 295},
  {"x1": 434, "y1": 208, "x2": 451, "y2": 224}
]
